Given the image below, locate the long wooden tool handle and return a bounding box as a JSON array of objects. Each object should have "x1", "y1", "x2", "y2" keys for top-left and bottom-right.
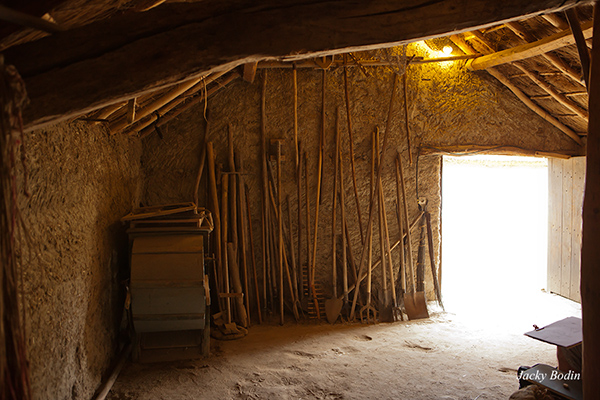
[
  {"x1": 339, "y1": 143, "x2": 349, "y2": 304},
  {"x1": 206, "y1": 142, "x2": 222, "y2": 304},
  {"x1": 221, "y1": 174, "x2": 231, "y2": 323},
  {"x1": 367, "y1": 128, "x2": 377, "y2": 305},
  {"x1": 287, "y1": 196, "x2": 299, "y2": 302},
  {"x1": 297, "y1": 141, "x2": 303, "y2": 300},
  {"x1": 309, "y1": 72, "x2": 326, "y2": 319},
  {"x1": 293, "y1": 66, "x2": 299, "y2": 167},
  {"x1": 375, "y1": 129, "x2": 388, "y2": 299},
  {"x1": 343, "y1": 58, "x2": 364, "y2": 245},
  {"x1": 331, "y1": 108, "x2": 341, "y2": 298},
  {"x1": 236, "y1": 154, "x2": 250, "y2": 324},
  {"x1": 398, "y1": 151, "x2": 415, "y2": 293},
  {"x1": 425, "y1": 211, "x2": 444, "y2": 310},
  {"x1": 341, "y1": 212, "x2": 423, "y2": 301},
  {"x1": 227, "y1": 243, "x2": 248, "y2": 328},
  {"x1": 379, "y1": 162, "x2": 397, "y2": 305},
  {"x1": 277, "y1": 141, "x2": 284, "y2": 325},
  {"x1": 193, "y1": 117, "x2": 208, "y2": 206},
  {"x1": 402, "y1": 67, "x2": 413, "y2": 165},
  {"x1": 349, "y1": 73, "x2": 398, "y2": 319},
  {"x1": 245, "y1": 183, "x2": 262, "y2": 323},
  {"x1": 394, "y1": 157, "x2": 406, "y2": 296},
  {"x1": 304, "y1": 152, "x2": 311, "y2": 300},
  {"x1": 260, "y1": 71, "x2": 270, "y2": 313}
]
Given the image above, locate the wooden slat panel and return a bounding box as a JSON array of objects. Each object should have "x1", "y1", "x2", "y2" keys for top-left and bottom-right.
[
  {"x1": 131, "y1": 235, "x2": 204, "y2": 254},
  {"x1": 131, "y1": 253, "x2": 203, "y2": 281},
  {"x1": 570, "y1": 157, "x2": 585, "y2": 302},
  {"x1": 131, "y1": 287, "x2": 205, "y2": 316},
  {"x1": 547, "y1": 158, "x2": 563, "y2": 294},
  {"x1": 560, "y1": 160, "x2": 574, "y2": 297}
]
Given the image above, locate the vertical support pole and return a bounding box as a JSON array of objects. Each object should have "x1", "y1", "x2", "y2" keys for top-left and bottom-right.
[{"x1": 582, "y1": 4, "x2": 600, "y2": 398}]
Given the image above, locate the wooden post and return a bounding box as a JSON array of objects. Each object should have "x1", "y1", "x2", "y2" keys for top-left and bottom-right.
[{"x1": 581, "y1": 4, "x2": 600, "y2": 398}]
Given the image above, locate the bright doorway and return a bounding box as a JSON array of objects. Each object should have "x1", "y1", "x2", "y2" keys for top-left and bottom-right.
[{"x1": 441, "y1": 155, "x2": 550, "y2": 325}]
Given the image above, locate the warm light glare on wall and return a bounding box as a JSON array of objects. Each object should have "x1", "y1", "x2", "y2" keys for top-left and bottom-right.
[{"x1": 442, "y1": 45, "x2": 453, "y2": 55}]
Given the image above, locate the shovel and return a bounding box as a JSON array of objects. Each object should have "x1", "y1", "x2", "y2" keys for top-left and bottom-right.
[{"x1": 397, "y1": 151, "x2": 428, "y2": 320}]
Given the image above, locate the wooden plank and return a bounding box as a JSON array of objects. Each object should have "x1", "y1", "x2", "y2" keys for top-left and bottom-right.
[
  {"x1": 547, "y1": 158, "x2": 563, "y2": 294},
  {"x1": 561, "y1": 158, "x2": 573, "y2": 297},
  {"x1": 468, "y1": 20, "x2": 593, "y2": 71},
  {"x1": 2, "y1": 0, "x2": 588, "y2": 131},
  {"x1": 121, "y1": 202, "x2": 197, "y2": 221},
  {"x1": 524, "y1": 316, "x2": 582, "y2": 348},
  {"x1": 570, "y1": 157, "x2": 585, "y2": 303}
]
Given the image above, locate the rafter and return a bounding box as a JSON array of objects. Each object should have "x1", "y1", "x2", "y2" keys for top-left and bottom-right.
[
  {"x1": 470, "y1": 27, "x2": 588, "y2": 124},
  {"x1": 468, "y1": 19, "x2": 593, "y2": 70},
  {"x1": 450, "y1": 33, "x2": 584, "y2": 146},
  {"x1": 505, "y1": 20, "x2": 584, "y2": 85}
]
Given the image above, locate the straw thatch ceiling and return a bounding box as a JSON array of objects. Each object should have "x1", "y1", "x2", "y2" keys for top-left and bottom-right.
[{"x1": 0, "y1": 0, "x2": 593, "y2": 146}]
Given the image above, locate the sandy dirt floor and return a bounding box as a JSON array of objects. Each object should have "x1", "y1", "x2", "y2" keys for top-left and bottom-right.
[{"x1": 107, "y1": 291, "x2": 580, "y2": 400}]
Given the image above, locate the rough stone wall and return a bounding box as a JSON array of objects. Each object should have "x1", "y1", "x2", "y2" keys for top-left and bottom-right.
[
  {"x1": 142, "y1": 44, "x2": 577, "y2": 310},
  {"x1": 17, "y1": 121, "x2": 142, "y2": 400}
]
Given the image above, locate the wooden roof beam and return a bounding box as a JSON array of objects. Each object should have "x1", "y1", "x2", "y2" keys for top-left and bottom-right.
[
  {"x1": 505, "y1": 20, "x2": 584, "y2": 85},
  {"x1": 451, "y1": 33, "x2": 583, "y2": 146},
  {"x1": 2, "y1": 0, "x2": 592, "y2": 132},
  {"x1": 468, "y1": 19, "x2": 593, "y2": 70}
]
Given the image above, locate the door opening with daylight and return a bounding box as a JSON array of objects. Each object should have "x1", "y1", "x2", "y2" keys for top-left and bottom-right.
[{"x1": 441, "y1": 155, "x2": 548, "y2": 318}]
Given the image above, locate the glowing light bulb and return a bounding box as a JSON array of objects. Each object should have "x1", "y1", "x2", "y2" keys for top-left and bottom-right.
[{"x1": 442, "y1": 46, "x2": 453, "y2": 55}]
